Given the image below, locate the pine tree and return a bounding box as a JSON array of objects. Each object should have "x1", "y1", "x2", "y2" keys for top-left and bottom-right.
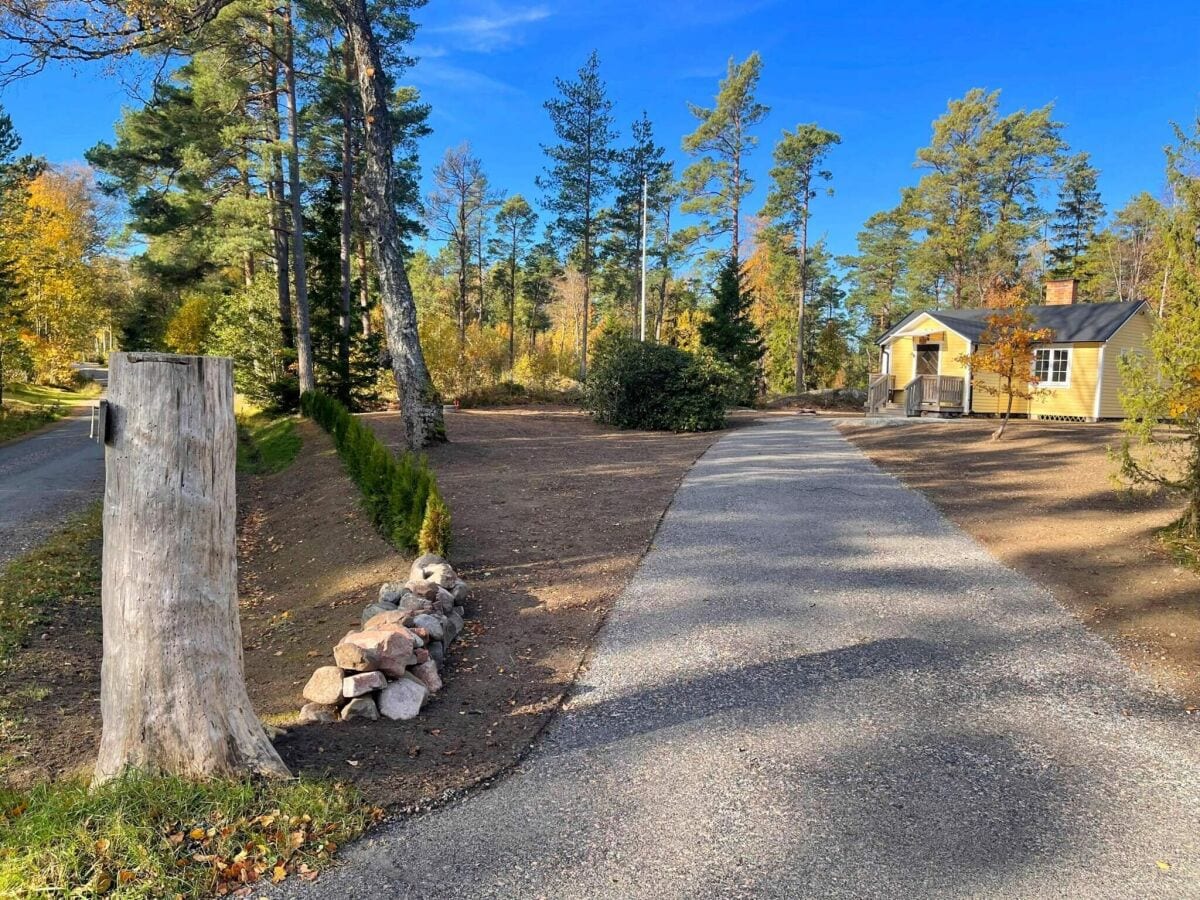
[
  {"x1": 680, "y1": 53, "x2": 768, "y2": 265},
  {"x1": 761, "y1": 122, "x2": 840, "y2": 392},
  {"x1": 426, "y1": 143, "x2": 491, "y2": 346},
  {"x1": 908, "y1": 88, "x2": 1065, "y2": 306},
  {"x1": 538, "y1": 50, "x2": 618, "y2": 380},
  {"x1": 1049, "y1": 152, "x2": 1104, "y2": 279},
  {"x1": 700, "y1": 257, "x2": 763, "y2": 404},
  {"x1": 842, "y1": 206, "x2": 916, "y2": 343},
  {"x1": 492, "y1": 195, "x2": 537, "y2": 373}
]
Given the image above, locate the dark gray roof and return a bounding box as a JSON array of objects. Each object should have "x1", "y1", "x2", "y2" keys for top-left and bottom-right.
[{"x1": 877, "y1": 300, "x2": 1148, "y2": 346}]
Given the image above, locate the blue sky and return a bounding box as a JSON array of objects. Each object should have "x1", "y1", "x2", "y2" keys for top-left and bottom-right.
[{"x1": 1, "y1": 0, "x2": 1198, "y2": 258}]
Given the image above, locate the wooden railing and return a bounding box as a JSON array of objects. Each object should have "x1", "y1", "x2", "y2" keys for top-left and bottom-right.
[
  {"x1": 904, "y1": 378, "x2": 923, "y2": 416},
  {"x1": 902, "y1": 375, "x2": 966, "y2": 416},
  {"x1": 866, "y1": 373, "x2": 893, "y2": 414}
]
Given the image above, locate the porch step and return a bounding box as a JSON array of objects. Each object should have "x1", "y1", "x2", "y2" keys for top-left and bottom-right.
[{"x1": 871, "y1": 404, "x2": 909, "y2": 418}]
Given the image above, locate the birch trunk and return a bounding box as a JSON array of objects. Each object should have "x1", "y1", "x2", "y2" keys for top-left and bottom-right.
[{"x1": 94, "y1": 353, "x2": 289, "y2": 784}]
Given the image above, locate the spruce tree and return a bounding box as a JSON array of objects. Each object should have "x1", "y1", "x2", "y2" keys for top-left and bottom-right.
[
  {"x1": 1048, "y1": 152, "x2": 1104, "y2": 279},
  {"x1": 700, "y1": 258, "x2": 763, "y2": 404}
]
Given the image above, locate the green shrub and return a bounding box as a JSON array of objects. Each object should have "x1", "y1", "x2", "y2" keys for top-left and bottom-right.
[
  {"x1": 583, "y1": 333, "x2": 736, "y2": 432},
  {"x1": 300, "y1": 390, "x2": 450, "y2": 554},
  {"x1": 418, "y1": 492, "x2": 452, "y2": 557}
]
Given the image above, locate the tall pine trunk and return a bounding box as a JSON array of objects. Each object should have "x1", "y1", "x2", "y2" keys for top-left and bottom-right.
[
  {"x1": 283, "y1": 0, "x2": 315, "y2": 393},
  {"x1": 456, "y1": 208, "x2": 468, "y2": 347},
  {"x1": 266, "y1": 19, "x2": 293, "y2": 351},
  {"x1": 655, "y1": 203, "x2": 672, "y2": 342},
  {"x1": 794, "y1": 207, "x2": 809, "y2": 394},
  {"x1": 336, "y1": 0, "x2": 445, "y2": 447},
  {"x1": 508, "y1": 229, "x2": 516, "y2": 375},
  {"x1": 338, "y1": 43, "x2": 354, "y2": 400},
  {"x1": 358, "y1": 235, "x2": 371, "y2": 337},
  {"x1": 476, "y1": 226, "x2": 486, "y2": 327}
]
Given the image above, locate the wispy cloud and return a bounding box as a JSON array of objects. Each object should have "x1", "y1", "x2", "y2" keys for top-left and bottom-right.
[
  {"x1": 411, "y1": 60, "x2": 522, "y2": 97},
  {"x1": 426, "y1": 5, "x2": 552, "y2": 52}
]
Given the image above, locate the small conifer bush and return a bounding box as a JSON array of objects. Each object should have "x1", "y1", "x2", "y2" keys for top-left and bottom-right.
[{"x1": 300, "y1": 391, "x2": 450, "y2": 555}]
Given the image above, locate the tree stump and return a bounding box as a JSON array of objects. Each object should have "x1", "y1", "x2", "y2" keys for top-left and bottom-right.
[{"x1": 94, "y1": 353, "x2": 290, "y2": 784}]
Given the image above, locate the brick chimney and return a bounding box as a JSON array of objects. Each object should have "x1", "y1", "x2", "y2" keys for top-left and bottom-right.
[{"x1": 1044, "y1": 278, "x2": 1078, "y2": 306}]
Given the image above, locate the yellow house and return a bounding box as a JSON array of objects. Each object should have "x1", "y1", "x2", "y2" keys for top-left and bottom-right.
[{"x1": 867, "y1": 282, "x2": 1154, "y2": 422}]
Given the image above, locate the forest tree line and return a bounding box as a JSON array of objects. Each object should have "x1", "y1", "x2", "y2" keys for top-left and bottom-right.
[{"x1": 0, "y1": 0, "x2": 1196, "y2": 419}]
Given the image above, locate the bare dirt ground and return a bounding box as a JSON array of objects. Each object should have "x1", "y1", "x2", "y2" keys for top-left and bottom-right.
[
  {"x1": 0, "y1": 409, "x2": 729, "y2": 803},
  {"x1": 842, "y1": 419, "x2": 1200, "y2": 706}
]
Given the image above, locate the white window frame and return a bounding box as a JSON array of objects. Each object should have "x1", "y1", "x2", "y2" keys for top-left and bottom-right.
[{"x1": 1033, "y1": 346, "x2": 1072, "y2": 389}]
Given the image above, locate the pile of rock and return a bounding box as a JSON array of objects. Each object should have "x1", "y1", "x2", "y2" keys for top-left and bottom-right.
[{"x1": 297, "y1": 553, "x2": 469, "y2": 724}]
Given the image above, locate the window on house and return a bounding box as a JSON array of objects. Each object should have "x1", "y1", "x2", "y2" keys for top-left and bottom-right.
[{"x1": 1033, "y1": 348, "x2": 1070, "y2": 386}]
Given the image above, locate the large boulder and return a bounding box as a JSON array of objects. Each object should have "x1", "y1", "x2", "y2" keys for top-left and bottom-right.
[
  {"x1": 419, "y1": 562, "x2": 459, "y2": 590},
  {"x1": 360, "y1": 612, "x2": 424, "y2": 647},
  {"x1": 427, "y1": 639, "x2": 445, "y2": 669},
  {"x1": 360, "y1": 601, "x2": 397, "y2": 626},
  {"x1": 378, "y1": 676, "x2": 428, "y2": 720},
  {"x1": 302, "y1": 666, "x2": 346, "y2": 706},
  {"x1": 412, "y1": 552, "x2": 447, "y2": 570},
  {"x1": 412, "y1": 613, "x2": 444, "y2": 641},
  {"x1": 406, "y1": 579, "x2": 442, "y2": 602},
  {"x1": 409, "y1": 659, "x2": 443, "y2": 694},
  {"x1": 340, "y1": 697, "x2": 379, "y2": 721},
  {"x1": 298, "y1": 702, "x2": 338, "y2": 724},
  {"x1": 334, "y1": 629, "x2": 417, "y2": 677},
  {"x1": 343, "y1": 670, "x2": 387, "y2": 698},
  {"x1": 445, "y1": 611, "x2": 465, "y2": 645},
  {"x1": 378, "y1": 581, "x2": 407, "y2": 605}
]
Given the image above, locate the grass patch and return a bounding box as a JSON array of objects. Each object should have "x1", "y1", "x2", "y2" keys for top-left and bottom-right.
[
  {"x1": 0, "y1": 773, "x2": 381, "y2": 897},
  {"x1": 1160, "y1": 518, "x2": 1200, "y2": 573},
  {"x1": 5, "y1": 380, "x2": 102, "y2": 408},
  {"x1": 0, "y1": 380, "x2": 102, "y2": 443},
  {"x1": 0, "y1": 404, "x2": 62, "y2": 443},
  {"x1": 0, "y1": 503, "x2": 102, "y2": 665},
  {"x1": 237, "y1": 413, "x2": 302, "y2": 475}
]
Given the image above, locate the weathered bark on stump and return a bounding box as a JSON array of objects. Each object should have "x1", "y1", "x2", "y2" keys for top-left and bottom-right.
[{"x1": 94, "y1": 353, "x2": 290, "y2": 784}]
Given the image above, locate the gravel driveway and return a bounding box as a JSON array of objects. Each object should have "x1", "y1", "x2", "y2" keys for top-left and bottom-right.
[
  {"x1": 0, "y1": 391, "x2": 104, "y2": 567},
  {"x1": 281, "y1": 418, "x2": 1200, "y2": 899}
]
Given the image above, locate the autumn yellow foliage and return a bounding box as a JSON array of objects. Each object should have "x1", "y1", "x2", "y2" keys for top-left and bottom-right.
[{"x1": 6, "y1": 168, "x2": 112, "y2": 385}]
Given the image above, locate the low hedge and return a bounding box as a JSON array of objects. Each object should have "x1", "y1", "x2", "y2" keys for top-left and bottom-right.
[
  {"x1": 300, "y1": 391, "x2": 450, "y2": 556},
  {"x1": 583, "y1": 334, "x2": 737, "y2": 432}
]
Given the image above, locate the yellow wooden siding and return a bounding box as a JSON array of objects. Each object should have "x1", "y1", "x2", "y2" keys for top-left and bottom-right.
[
  {"x1": 971, "y1": 370, "x2": 1030, "y2": 415},
  {"x1": 885, "y1": 334, "x2": 914, "y2": 402},
  {"x1": 940, "y1": 331, "x2": 970, "y2": 378},
  {"x1": 883, "y1": 315, "x2": 972, "y2": 403},
  {"x1": 1098, "y1": 305, "x2": 1153, "y2": 418},
  {"x1": 1028, "y1": 344, "x2": 1101, "y2": 419}
]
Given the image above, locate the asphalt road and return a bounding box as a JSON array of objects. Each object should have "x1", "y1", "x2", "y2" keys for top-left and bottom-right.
[
  {"x1": 280, "y1": 418, "x2": 1200, "y2": 899},
  {"x1": 0, "y1": 369, "x2": 105, "y2": 566}
]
